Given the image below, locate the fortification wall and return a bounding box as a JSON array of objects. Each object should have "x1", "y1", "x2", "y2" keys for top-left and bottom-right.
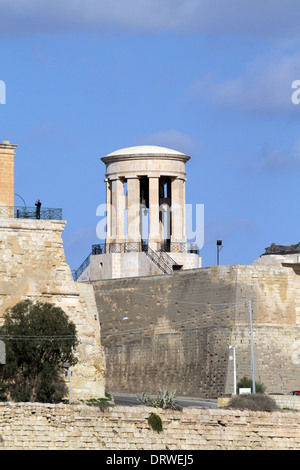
[
  {"x1": 0, "y1": 402, "x2": 299, "y2": 450},
  {"x1": 92, "y1": 264, "x2": 300, "y2": 398},
  {"x1": 0, "y1": 218, "x2": 105, "y2": 399}
]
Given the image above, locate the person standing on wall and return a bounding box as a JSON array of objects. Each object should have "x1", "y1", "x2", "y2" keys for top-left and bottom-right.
[{"x1": 35, "y1": 199, "x2": 41, "y2": 219}]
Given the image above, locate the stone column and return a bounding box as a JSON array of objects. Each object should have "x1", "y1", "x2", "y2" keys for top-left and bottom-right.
[
  {"x1": 171, "y1": 177, "x2": 186, "y2": 245},
  {"x1": 111, "y1": 178, "x2": 125, "y2": 243},
  {"x1": 182, "y1": 178, "x2": 186, "y2": 241},
  {"x1": 148, "y1": 176, "x2": 160, "y2": 250},
  {"x1": 127, "y1": 177, "x2": 141, "y2": 243},
  {"x1": 0, "y1": 141, "x2": 17, "y2": 217},
  {"x1": 105, "y1": 179, "x2": 111, "y2": 244}
]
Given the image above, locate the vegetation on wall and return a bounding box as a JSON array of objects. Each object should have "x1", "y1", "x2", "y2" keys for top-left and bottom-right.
[
  {"x1": 147, "y1": 412, "x2": 163, "y2": 433},
  {"x1": 0, "y1": 300, "x2": 78, "y2": 403},
  {"x1": 137, "y1": 387, "x2": 182, "y2": 411}
]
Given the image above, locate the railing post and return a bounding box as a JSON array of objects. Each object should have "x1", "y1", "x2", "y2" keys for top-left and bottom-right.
[{"x1": 0, "y1": 205, "x2": 62, "y2": 221}]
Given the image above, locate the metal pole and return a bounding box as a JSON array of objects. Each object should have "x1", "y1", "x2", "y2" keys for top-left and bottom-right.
[
  {"x1": 229, "y1": 345, "x2": 237, "y2": 395},
  {"x1": 216, "y1": 241, "x2": 223, "y2": 265},
  {"x1": 68, "y1": 370, "x2": 72, "y2": 405},
  {"x1": 249, "y1": 299, "x2": 256, "y2": 393},
  {"x1": 233, "y1": 346, "x2": 236, "y2": 395}
]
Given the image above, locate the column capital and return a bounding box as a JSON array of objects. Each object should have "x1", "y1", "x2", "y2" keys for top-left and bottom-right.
[
  {"x1": 126, "y1": 175, "x2": 141, "y2": 180},
  {"x1": 108, "y1": 175, "x2": 124, "y2": 181},
  {"x1": 171, "y1": 175, "x2": 186, "y2": 182}
]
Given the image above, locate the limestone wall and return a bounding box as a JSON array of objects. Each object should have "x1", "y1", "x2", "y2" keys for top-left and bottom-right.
[
  {"x1": 0, "y1": 218, "x2": 105, "y2": 399},
  {"x1": 169, "y1": 252, "x2": 201, "y2": 270},
  {"x1": 92, "y1": 264, "x2": 300, "y2": 398},
  {"x1": 86, "y1": 251, "x2": 201, "y2": 281},
  {"x1": 89, "y1": 253, "x2": 163, "y2": 280},
  {"x1": 0, "y1": 402, "x2": 299, "y2": 450}
]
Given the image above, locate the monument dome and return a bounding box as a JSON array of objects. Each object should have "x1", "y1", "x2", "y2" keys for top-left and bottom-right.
[{"x1": 103, "y1": 145, "x2": 190, "y2": 160}]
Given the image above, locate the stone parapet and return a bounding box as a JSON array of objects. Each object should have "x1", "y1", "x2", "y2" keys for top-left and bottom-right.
[{"x1": 0, "y1": 403, "x2": 299, "y2": 450}]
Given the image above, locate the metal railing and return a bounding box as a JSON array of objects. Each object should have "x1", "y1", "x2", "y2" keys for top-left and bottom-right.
[
  {"x1": 145, "y1": 246, "x2": 175, "y2": 274},
  {"x1": 73, "y1": 240, "x2": 194, "y2": 281},
  {"x1": 0, "y1": 206, "x2": 62, "y2": 220},
  {"x1": 159, "y1": 241, "x2": 199, "y2": 255},
  {"x1": 72, "y1": 252, "x2": 92, "y2": 282},
  {"x1": 92, "y1": 242, "x2": 148, "y2": 254},
  {"x1": 91, "y1": 241, "x2": 199, "y2": 255}
]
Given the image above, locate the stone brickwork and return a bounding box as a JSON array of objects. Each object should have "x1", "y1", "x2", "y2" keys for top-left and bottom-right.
[
  {"x1": 0, "y1": 218, "x2": 105, "y2": 400},
  {"x1": 85, "y1": 252, "x2": 201, "y2": 281},
  {"x1": 92, "y1": 264, "x2": 300, "y2": 398},
  {"x1": 89, "y1": 253, "x2": 165, "y2": 280},
  {"x1": 0, "y1": 402, "x2": 299, "y2": 450},
  {"x1": 0, "y1": 141, "x2": 17, "y2": 210}
]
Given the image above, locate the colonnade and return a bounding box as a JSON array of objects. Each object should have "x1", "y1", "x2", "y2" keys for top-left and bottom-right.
[{"x1": 105, "y1": 175, "x2": 186, "y2": 251}]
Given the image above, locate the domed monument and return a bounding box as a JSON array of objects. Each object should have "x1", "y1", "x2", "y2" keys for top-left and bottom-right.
[{"x1": 88, "y1": 145, "x2": 201, "y2": 280}]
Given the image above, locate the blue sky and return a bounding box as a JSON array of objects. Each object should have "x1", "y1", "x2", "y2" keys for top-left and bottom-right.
[{"x1": 0, "y1": 0, "x2": 300, "y2": 270}]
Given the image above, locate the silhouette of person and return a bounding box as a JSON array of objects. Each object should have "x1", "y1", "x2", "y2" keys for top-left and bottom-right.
[{"x1": 35, "y1": 200, "x2": 41, "y2": 219}]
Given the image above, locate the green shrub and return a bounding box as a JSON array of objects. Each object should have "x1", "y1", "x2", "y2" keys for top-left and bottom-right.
[
  {"x1": 148, "y1": 413, "x2": 163, "y2": 433},
  {"x1": 85, "y1": 393, "x2": 113, "y2": 407},
  {"x1": 0, "y1": 300, "x2": 78, "y2": 403},
  {"x1": 137, "y1": 387, "x2": 182, "y2": 410},
  {"x1": 237, "y1": 376, "x2": 266, "y2": 394},
  {"x1": 228, "y1": 393, "x2": 280, "y2": 412}
]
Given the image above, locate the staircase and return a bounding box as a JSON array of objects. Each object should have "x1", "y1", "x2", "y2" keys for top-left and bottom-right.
[
  {"x1": 145, "y1": 246, "x2": 178, "y2": 274},
  {"x1": 72, "y1": 251, "x2": 92, "y2": 281},
  {"x1": 72, "y1": 243, "x2": 180, "y2": 280}
]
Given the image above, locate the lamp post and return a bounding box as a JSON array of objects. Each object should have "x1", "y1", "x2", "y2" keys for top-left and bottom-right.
[
  {"x1": 217, "y1": 240, "x2": 223, "y2": 265},
  {"x1": 0, "y1": 340, "x2": 6, "y2": 365},
  {"x1": 249, "y1": 299, "x2": 256, "y2": 394},
  {"x1": 63, "y1": 362, "x2": 72, "y2": 404},
  {"x1": 229, "y1": 345, "x2": 237, "y2": 395}
]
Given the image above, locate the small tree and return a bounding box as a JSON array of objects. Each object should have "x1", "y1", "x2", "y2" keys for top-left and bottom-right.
[
  {"x1": 0, "y1": 300, "x2": 78, "y2": 402},
  {"x1": 237, "y1": 376, "x2": 266, "y2": 394}
]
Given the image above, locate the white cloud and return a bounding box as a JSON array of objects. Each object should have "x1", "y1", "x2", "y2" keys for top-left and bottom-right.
[
  {"x1": 233, "y1": 135, "x2": 300, "y2": 173},
  {"x1": 257, "y1": 140, "x2": 300, "y2": 172},
  {"x1": 137, "y1": 129, "x2": 201, "y2": 156},
  {"x1": 2, "y1": 0, "x2": 300, "y2": 38},
  {"x1": 192, "y1": 52, "x2": 300, "y2": 115}
]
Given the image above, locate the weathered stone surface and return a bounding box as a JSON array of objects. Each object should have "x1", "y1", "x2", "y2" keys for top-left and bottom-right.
[
  {"x1": 0, "y1": 402, "x2": 299, "y2": 450},
  {"x1": 0, "y1": 218, "x2": 105, "y2": 400},
  {"x1": 0, "y1": 141, "x2": 17, "y2": 209},
  {"x1": 92, "y1": 264, "x2": 300, "y2": 398}
]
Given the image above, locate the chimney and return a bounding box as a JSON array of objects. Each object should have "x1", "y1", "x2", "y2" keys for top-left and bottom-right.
[{"x1": 0, "y1": 140, "x2": 18, "y2": 214}]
